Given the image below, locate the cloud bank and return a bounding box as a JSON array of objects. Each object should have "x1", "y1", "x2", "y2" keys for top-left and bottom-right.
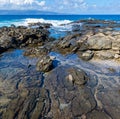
[{"x1": 0, "y1": 0, "x2": 46, "y2": 10}]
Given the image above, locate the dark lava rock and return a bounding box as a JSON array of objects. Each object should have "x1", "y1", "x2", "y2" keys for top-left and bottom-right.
[
  {"x1": 0, "y1": 67, "x2": 51, "y2": 119},
  {"x1": 67, "y1": 67, "x2": 88, "y2": 85},
  {"x1": 36, "y1": 56, "x2": 54, "y2": 72},
  {"x1": 24, "y1": 46, "x2": 49, "y2": 58},
  {"x1": 44, "y1": 66, "x2": 96, "y2": 118},
  {"x1": 28, "y1": 22, "x2": 52, "y2": 29},
  {"x1": 71, "y1": 87, "x2": 96, "y2": 117},
  {"x1": 72, "y1": 23, "x2": 81, "y2": 32},
  {"x1": 0, "y1": 24, "x2": 51, "y2": 54},
  {"x1": 87, "y1": 110, "x2": 111, "y2": 119}
]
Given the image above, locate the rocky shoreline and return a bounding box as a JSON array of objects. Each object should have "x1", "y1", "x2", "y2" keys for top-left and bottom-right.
[{"x1": 0, "y1": 19, "x2": 120, "y2": 119}]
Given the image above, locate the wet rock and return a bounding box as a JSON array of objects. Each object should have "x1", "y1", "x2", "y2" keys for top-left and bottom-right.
[
  {"x1": 0, "y1": 65, "x2": 51, "y2": 119},
  {"x1": 36, "y1": 56, "x2": 54, "y2": 72},
  {"x1": 67, "y1": 68, "x2": 88, "y2": 85},
  {"x1": 72, "y1": 23, "x2": 81, "y2": 32},
  {"x1": 87, "y1": 33, "x2": 112, "y2": 50},
  {"x1": 71, "y1": 88, "x2": 96, "y2": 117},
  {"x1": 59, "y1": 33, "x2": 81, "y2": 47},
  {"x1": 44, "y1": 66, "x2": 96, "y2": 118},
  {"x1": 97, "y1": 89, "x2": 120, "y2": 119},
  {"x1": 87, "y1": 110, "x2": 111, "y2": 119},
  {"x1": 2, "y1": 88, "x2": 50, "y2": 119}
]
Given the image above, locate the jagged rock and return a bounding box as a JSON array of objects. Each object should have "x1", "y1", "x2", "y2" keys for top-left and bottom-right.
[
  {"x1": 58, "y1": 33, "x2": 81, "y2": 49},
  {"x1": 36, "y1": 56, "x2": 54, "y2": 72},
  {"x1": 24, "y1": 46, "x2": 49, "y2": 57},
  {"x1": 28, "y1": 22, "x2": 52, "y2": 28},
  {"x1": 0, "y1": 24, "x2": 51, "y2": 54},
  {"x1": 72, "y1": 23, "x2": 81, "y2": 32}
]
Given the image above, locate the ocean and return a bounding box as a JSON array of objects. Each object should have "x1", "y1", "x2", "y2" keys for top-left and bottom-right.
[{"x1": 0, "y1": 15, "x2": 120, "y2": 27}]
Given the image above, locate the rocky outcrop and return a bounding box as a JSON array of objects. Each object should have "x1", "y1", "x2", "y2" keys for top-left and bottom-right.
[
  {"x1": 0, "y1": 24, "x2": 52, "y2": 54},
  {"x1": 55, "y1": 30, "x2": 120, "y2": 61},
  {"x1": 28, "y1": 22, "x2": 52, "y2": 28},
  {"x1": 0, "y1": 67, "x2": 51, "y2": 119},
  {"x1": 44, "y1": 66, "x2": 97, "y2": 118}
]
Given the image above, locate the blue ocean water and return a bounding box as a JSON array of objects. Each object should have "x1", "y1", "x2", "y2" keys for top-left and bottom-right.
[
  {"x1": 0, "y1": 15, "x2": 120, "y2": 26},
  {"x1": 0, "y1": 15, "x2": 120, "y2": 22}
]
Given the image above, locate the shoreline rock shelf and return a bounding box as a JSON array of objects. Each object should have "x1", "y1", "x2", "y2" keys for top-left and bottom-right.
[{"x1": 0, "y1": 20, "x2": 120, "y2": 119}]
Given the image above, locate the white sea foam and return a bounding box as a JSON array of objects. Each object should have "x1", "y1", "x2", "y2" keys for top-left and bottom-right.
[
  {"x1": 23, "y1": 18, "x2": 74, "y2": 31},
  {"x1": 0, "y1": 18, "x2": 72, "y2": 27},
  {"x1": 0, "y1": 18, "x2": 83, "y2": 33},
  {"x1": 23, "y1": 18, "x2": 72, "y2": 26}
]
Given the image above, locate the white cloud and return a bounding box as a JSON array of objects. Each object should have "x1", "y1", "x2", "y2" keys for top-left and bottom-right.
[
  {"x1": 36, "y1": 1, "x2": 45, "y2": 6},
  {"x1": 52, "y1": 0, "x2": 88, "y2": 13},
  {"x1": 0, "y1": 0, "x2": 46, "y2": 9}
]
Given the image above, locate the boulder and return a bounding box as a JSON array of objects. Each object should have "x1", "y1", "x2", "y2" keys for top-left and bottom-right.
[
  {"x1": 36, "y1": 56, "x2": 54, "y2": 72},
  {"x1": 87, "y1": 33, "x2": 112, "y2": 50},
  {"x1": 67, "y1": 68, "x2": 88, "y2": 86}
]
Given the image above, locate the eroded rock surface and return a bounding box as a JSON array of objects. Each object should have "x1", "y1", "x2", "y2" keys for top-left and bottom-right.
[
  {"x1": 44, "y1": 66, "x2": 96, "y2": 118},
  {"x1": 0, "y1": 24, "x2": 52, "y2": 54}
]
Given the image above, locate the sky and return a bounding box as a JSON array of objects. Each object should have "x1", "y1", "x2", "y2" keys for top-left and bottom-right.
[{"x1": 0, "y1": 0, "x2": 119, "y2": 14}]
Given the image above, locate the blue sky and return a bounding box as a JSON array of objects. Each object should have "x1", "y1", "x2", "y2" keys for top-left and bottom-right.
[{"x1": 0, "y1": 0, "x2": 119, "y2": 14}]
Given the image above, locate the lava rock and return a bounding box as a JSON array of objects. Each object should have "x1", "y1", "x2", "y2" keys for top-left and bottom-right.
[{"x1": 36, "y1": 56, "x2": 54, "y2": 72}]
